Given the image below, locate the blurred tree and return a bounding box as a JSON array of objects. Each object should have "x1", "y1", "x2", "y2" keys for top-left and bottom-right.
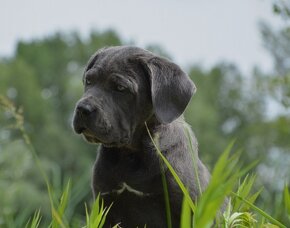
[
  {"x1": 260, "y1": 22, "x2": 290, "y2": 107},
  {"x1": 273, "y1": 0, "x2": 290, "y2": 20},
  {"x1": 253, "y1": 6, "x2": 290, "y2": 221},
  {"x1": 185, "y1": 61, "x2": 289, "y2": 224},
  {"x1": 185, "y1": 63, "x2": 267, "y2": 164},
  {"x1": 0, "y1": 29, "x2": 122, "y2": 226}
]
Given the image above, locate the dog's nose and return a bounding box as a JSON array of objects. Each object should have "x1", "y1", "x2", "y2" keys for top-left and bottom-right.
[{"x1": 76, "y1": 103, "x2": 94, "y2": 115}]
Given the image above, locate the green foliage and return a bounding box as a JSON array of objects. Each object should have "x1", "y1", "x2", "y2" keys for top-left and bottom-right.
[
  {"x1": 232, "y1": 175, "x2": 263, "y2": 212},
  {"x1": 0, "y1": 97, "x2": 114, "y2": 228},
  {"x1": 193, "y1": 142, "x2": 240, "y2": 227},
  {"x1": 273, "y1": 0, "x2": 290, "y2": 19},
  {"x1": 180, "y1": 196, "x2": 191, "y2": 228},
  {"x1": 51, "y1": 180, "x2": 71, "y2": 228},
  {"x1": 0, "y1": 30, "x2": 122, "y2": 226},
  {"x1": 84, "y1": 194, "x2": 113, "y2": 228},
  {"x1": 260, "y1": 20, "x2": 290, "y2": 107},
  {"x1": 146, "y1": 123, "x2": 288, "y2": 227},
  {"x1": 24, "y1": 185, "x2": 114, "y2": 228},
  {"x1": 25, "y1": 210, "x2": 42, "y2": 228},
  {"x1": 223, "y1": 198, "x2": 257, "y2": 228},
  {"x1": 231, "y1": 192, "x2": 285, "y2": 227}
]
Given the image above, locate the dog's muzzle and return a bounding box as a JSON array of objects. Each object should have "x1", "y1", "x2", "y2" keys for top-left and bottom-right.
[{"x1": 73, "y1": 98, "x2": 112, "y2": 136}]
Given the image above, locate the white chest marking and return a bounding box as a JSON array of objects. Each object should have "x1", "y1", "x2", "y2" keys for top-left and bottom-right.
[{"x1": 101, "y1": 182, "x2": 152, "y2": 197}]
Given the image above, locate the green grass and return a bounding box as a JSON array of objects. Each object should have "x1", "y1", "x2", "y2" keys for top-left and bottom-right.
[
  {"x1": 84, "y1": 194, "x2": 114, "y2": 228},
  {"x1": 1, "y1": 96, "x2": 289, "y2": 227},
  {"x1": 145, "y1": 122, "x2": 288, "y2": 228},
  {"x1": 1, "y1": 96, "x2": 116, "y2": 228},
  {"x1": 25, "y1": 210, "x2": 41, "y2": 228}
]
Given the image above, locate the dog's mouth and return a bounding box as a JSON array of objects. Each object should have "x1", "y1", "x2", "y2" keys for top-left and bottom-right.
[
  {"x1": 81, "y1": 129, "x2": 130, "y2": 147},
  {"x1": 74, "y1": 121, "x2": 110, "y2": 144},
  {"x1": 81, "y1": 127, "x2": 110, "y2": 145},
  {"x1": 73, "y1": 116, "x2": 131, "y2": 147},
  {"x1": 82, "y1": 132, "x2": 102, "y2": 144}
]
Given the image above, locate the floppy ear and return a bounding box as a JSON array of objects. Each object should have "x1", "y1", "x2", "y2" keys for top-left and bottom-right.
[{"x1": 141, "y1": 56, "x2": 196, "y2": 124}]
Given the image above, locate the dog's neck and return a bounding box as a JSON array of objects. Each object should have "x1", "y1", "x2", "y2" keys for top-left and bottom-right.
[{"x1": 120, "y1": 115, "x2": 188, "y2": 153}]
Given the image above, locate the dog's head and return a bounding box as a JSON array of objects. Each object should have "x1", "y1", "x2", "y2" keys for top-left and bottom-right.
[{"x1": 72, "y1": 46, "x2": 196, "y2": 147}]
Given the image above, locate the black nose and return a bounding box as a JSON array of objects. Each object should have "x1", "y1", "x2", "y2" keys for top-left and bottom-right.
[{"x1": 76, "y1": 102, "x2": 94, "y2": 115}]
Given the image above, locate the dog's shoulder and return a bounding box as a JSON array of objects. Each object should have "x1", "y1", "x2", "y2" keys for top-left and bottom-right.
[{"x1": 149, "y1": 117, "x2": 198, "y2": 154}]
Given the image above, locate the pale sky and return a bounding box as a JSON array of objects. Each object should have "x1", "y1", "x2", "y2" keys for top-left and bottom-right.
[{"x1": 0, "y1": 0, "x2": 285, "y2": 74}]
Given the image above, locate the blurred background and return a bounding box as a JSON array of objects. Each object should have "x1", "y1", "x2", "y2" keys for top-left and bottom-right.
[{"x1": 0, "y1": 0, "x2": 290, "y2": 226}]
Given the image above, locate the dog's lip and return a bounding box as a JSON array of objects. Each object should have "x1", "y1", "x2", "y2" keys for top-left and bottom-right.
[
  {"x1": 81, "y1": 128, "x2": 131, "y2": 147},
  {"x1": 82, "y1": 130, "x2": 113, "y2": 145},
  {"x1": 83, "y1": 135, "x2": 102, "y2": 144},
  {"x1": 82, "y1": 130, "x2": 102, "y2": 144}
]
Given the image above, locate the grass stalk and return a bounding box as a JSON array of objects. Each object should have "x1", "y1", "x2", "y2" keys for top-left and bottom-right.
[
  {"x1": 0, "y1": 96, "x2": 67, "y2": 227},
  {"x1": 161, "y1": 168, "x2": 172, "y2": 228},
  {"x1": 153, "y1": 132, "x2": 172, "y2": 228},
  {"x1": 145, "y1": 122, "x2": 196, "y2": 213},
  {"x1": 184, "y1": 124, "x2": 202, "y2": 196}
]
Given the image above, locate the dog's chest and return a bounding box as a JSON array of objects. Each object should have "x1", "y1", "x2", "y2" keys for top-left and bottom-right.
[
  {"x1": 92, "y1": 147, "x2": 163, "y2": 196},
  {"x1": 101, "y1": 148, "x2": 143, "y2": 173}
]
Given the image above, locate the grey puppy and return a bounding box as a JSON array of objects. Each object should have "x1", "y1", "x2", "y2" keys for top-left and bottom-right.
[{"x1": 72, "y1": 46, "x2": 210, "y2": 228}]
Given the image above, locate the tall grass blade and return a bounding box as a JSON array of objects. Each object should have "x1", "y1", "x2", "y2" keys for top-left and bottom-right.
[
  {"x1": 180, "y1": 195, "x2": 192, "y2": 228},
  {"x1": 154, "y1": 131, "x2": 172, "y2": 228},
  {"x1": 193, "y1": 141, "x2": 239, "y2": 228},
  {"x1": 51, "y1": 180, "x2": 71, "y2": 228},
  {"x1": 145, "y1": 122, "x2": 196, "y2": 213},
  {"x1": 92, "y1": 199, "x2": 104, "y2": 227},
  {"x1": 184, "y1": 124, "x2": 202, "y2": 196},
  {"x1": 161, "y1": 167, "x2": 172, "y2": 228},
  {"x1": 51, "y1": 208, "x2": 67, "y2": 228},
  {"x1": 246, "y1": 187, "x2": 263, "y2": 209},
  {"x1": 0, "y1": 96, "x2": 65, "y2": 228},
  {"x1": 59, "y1": 180, "x2": 71, "y2": 216},
  {"x1": 25, "y1": 210, "x2": 42, "y2": 228},
  {"x1": 85, "y1": 194, "x2": 113, "y2": 228},
  {"x1": 98, "y1": 203, "x2": 113, "y2": 228},
  {"x1": 284, "y1": 184, "x2": 290, "y2": 217},
  {"x1": 233, "y1": 175, "x2": 263, "y2": 212},
  {"x1": 85, "y1": 203, "x2": 90, "y2": 227},
  {"x1": 237, "y1": 175, "x2": 254, "y2": 198},
  {"x1": 90, "y1": 195, "x2": 102, "y2": 227}
]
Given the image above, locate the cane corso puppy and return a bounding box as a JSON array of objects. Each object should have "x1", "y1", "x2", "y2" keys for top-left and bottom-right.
[{"x1": 72, "y1": 46, "x2": 210, "y2": 227}]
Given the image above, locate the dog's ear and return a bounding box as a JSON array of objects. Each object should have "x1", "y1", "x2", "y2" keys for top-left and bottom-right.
[{"x1": 140, "y1": 56, "x2": 196, "y2": 124}]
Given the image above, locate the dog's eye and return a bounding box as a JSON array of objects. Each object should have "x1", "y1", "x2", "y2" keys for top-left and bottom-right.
[
  {"x1": 85, "y1": 78, "x2": 92, "y2": 86},
  {"x1": 116, "y1": 85, "x2": 126, "y2": 92}
]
